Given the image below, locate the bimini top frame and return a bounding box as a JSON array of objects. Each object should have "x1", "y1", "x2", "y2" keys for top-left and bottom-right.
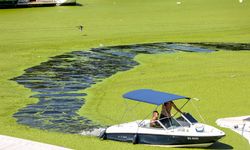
[{"x1": 123, "y1": 89, "x2": 190, "y2": 106}]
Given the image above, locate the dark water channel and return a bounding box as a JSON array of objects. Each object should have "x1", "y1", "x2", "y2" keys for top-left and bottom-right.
[{"x1": 11, "y1": 42, "x2": 249, "y2": 134}]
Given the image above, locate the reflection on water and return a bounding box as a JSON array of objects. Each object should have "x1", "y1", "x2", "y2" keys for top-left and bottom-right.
[{"x1": 13, "y1": 42, "x2": 245, "y2": 134}]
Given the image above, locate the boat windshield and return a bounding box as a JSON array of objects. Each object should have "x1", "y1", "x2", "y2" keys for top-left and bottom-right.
[
  {"x1": 140, "y1": 120, "x2": 164, "y2": 129},
  {"x1": 177, "y1": 113, "x2": 198, "y2": 125},
  {"x1": 158, "y1": 117, "x2": 182, "y2": 129},
  {"x1": 159, "y1": 113, "x2": 198, "y2": 129}
]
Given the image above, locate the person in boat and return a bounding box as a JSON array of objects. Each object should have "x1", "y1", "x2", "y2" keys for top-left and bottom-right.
[
  {"x1": 150, "y1": 111, "x2": 159, "y2": 127},
  {"x1": 160, "y1": 101, "x2": 183, "y2": 127}
]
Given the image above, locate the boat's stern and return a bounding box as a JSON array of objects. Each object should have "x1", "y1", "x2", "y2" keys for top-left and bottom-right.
[{"x1": 101, "y1": 121, "x2": 141, "y2": 142}]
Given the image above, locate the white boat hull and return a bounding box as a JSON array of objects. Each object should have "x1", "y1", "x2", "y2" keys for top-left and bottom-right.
[{"x1": 102, "y1": 120, "x2": 225, "y2": 147}]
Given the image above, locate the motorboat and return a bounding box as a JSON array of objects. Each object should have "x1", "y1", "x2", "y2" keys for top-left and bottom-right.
[{"x1": 100, "y1": 89, "x2": 225, "y2": 147}]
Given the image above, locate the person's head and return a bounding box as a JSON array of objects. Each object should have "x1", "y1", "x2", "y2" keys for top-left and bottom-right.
[
  {"x1": 152, "y1": 111, "x2": 159, "y2": 117},
  {"x1": 164, "y1": 101, "x2": 172, "y2": 106}
]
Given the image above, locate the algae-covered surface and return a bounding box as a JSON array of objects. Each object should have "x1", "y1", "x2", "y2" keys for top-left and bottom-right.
[
  {"x1": 0, "y1": 0, "x2": 250, "y2": 149},
  {"x1": 81, "y1": 50, "x2": 250, "y2": 150},
  {"x1": 11, "y1": 43, "x2": 213, "y2": 133},
  {"x1": 9, "y1": 42, "x2": 250, "y2": 150}
]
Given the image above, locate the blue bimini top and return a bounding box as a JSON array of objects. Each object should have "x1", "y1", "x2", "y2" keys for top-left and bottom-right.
[{"x1": 123, "y1": 89, "x2": 189, "y2": 106}]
